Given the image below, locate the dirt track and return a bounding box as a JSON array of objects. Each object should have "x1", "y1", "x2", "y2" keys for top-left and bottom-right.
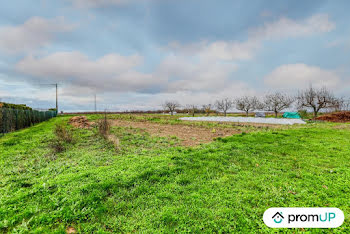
[{"x1": 110, "y1": 119, "x2": 241, "y2": 146}]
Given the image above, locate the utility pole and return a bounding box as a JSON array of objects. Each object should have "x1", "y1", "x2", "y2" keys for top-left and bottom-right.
[{"x1": 55, "y1": 83, "x2": 58, "y2": 112}]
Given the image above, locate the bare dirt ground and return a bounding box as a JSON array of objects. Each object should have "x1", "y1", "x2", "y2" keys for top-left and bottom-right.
[
  {"x1": 110, "y1": 119, "x2": 242, "y2": 146},
  {"x1": 68, "y1": 115, "x2": 283, "y2": 146}
]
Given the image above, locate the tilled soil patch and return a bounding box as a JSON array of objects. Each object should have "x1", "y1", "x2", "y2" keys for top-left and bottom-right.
[{"x1": 110, "y1": 119, "x2": 241, "y2": 146}]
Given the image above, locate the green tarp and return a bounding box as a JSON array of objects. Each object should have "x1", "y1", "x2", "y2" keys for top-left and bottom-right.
[{"x1": 283, "y1": 112, "x2": 301, "y2": 119}]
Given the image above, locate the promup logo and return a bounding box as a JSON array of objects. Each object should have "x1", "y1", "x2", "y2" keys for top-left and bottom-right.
[
  {"x1": 272, "y1": 212, "x2": 284, "y2": 223},
  {"x1": 263, "y1": 208, "x2": 344, "y2": 228}
]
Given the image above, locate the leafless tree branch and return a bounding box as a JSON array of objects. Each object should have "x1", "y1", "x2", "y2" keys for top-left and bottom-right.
[
  {"x1": 296, "y1": 86, "x2": 337, "y2": 118},
  {"x1": 215, "y1": 98, "x2": 233, "y2": 116},
  {"x1": 163, "y1": 101, "x2": 180, "y2": 115},
  {"x1": 202, "y1": 104, "x2": 212, "y2": 116},
  {"x1": 186, "y1": 104, "x2": 198, "y2": 117},
  {"x1": 263, "y1": 92, "x2": 294, "y2": 117},
  {"x1": 235, "y1": 96, "x2": 262, "y2": 117}
]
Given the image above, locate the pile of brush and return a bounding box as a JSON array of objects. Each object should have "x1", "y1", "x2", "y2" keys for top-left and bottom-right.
[
  {"x1": 316, "y1": 111, "x2": 350, "y2": 122},
  {"x1": 69, "y1": 116, "x2": 94, "y2": 129}
]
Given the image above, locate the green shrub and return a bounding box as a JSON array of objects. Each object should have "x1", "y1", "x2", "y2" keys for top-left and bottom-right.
[
  {"x1": 0, "y1": 102, "x2": 32, "y2": 110},
  {"x1": 298, "y1": 109, "x2": 309, "y2": 119}
]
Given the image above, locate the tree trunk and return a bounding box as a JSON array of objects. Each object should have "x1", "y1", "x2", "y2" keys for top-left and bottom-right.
[
  {"x1": 275, "y1": 111, "x2": 278, "y2": 118},
  {"x1": 313, "y1": 107, "x2": 318, "y2": 119},
  {"x1": 224, "y1": 111, "x2": 227, "y2": 117},
  {"x1": 246, "y1": 111, "x2": 249, "y2": 117}
]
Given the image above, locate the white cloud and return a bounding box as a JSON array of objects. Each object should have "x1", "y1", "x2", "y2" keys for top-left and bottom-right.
[
  {"x1": 166, "y1": 14, "x2": 335, "y2": 63},
  {"x1": 68, "y1": 0, "x2": 130, "y2": 8},
  {"x1": 156, "y1": 14, "x2": 336, "y2": 96},
  {"x1": 0, "y1": 17, "x2": 75, "y2": 54},
  {"x1": 14, "y1": 51, "x2": 242, "y2": 96},
  {"x1": 197, "y1": 40, "x2": 260, "y2": 61},
  {"x1": 159, "y1": 40, "x2": 258, "y2": 94},
  {"x1": 167, "y1": 39, "x2": 260, "y2": 62},
  {"x1": 7, "y1": 13, "x2": 339, "y2": 111},
  {"x1": 155, "y1": 54, "x2": 238, "y2": 92},
  {"x1": 15, "y1": 51, "x2": 162, "y2": 93},
  {"x1": 97, "y1": 83, "x2": 257, "y2": 111},
  {"x1": 264, "y1": 63, "x2": 340, "y2": 89},
  {"x1": 250, "y1": 14, "x2": 335, "y2": 40}
]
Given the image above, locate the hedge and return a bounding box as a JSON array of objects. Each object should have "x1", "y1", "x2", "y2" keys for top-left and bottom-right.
[
  {"x1": 0, "y1": 102, "x2": 32, "y2": 110},
  {"x1": 0, "y1": 108, "x2": 57, "y2": 134}
]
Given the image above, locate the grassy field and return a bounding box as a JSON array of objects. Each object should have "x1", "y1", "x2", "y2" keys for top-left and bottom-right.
[{"x1": 0, "y1": 114, "x2": 349, "y2": 233}]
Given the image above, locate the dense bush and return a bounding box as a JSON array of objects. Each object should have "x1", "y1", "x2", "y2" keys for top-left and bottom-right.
[
  {"x1": 298, "y1": 109, "x2": 309, "y2": 119},
  {"x1": 0, "y1": 102, "x2": 32, "y2": 110}
]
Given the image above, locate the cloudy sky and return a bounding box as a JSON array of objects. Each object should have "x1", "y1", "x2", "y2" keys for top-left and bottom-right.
[{"x1": 0, "y1": 0, "x2": 349, "y2": 111}]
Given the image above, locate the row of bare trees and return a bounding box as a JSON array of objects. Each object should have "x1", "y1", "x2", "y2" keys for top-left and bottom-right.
[
  {"x1": 234, "y1": 93, "x2": 294, "y2": 117},
  {"x1": 163, "y1": 87, "x2": 349, "y2": 118}
]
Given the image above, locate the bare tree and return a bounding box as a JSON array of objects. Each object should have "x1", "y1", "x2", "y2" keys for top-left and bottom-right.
[
  {"x1": 343, "y1": 99, "x2": 350, "y2": 111},
  {"x1": 296, "y1": 86, "x2": 337, "y2": 118},
  {"x1": 263, "y1": 92, "x2": 294, "y2": 117},
  {"x1": 235, "y1": 96, "x2": 262, "y2": 117},
  {"x1": 163, "y1": 101, "x2": 180, "y2": 115},
  {"x1": 329, "y1": 97, "x2": 349, "y2": 112},
  {"x1": 215, "y1": 98, "x2": 233, "y2": 116},
  {"x1": 202, "y1": 104, "x2": 212, "y2": 116},
  {"x1": 186, "y1": 104, "x2": 197, "y2": 117}
]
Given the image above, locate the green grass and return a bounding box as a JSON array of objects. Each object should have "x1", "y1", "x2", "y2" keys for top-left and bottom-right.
[
  {"x1": 91, "y1": 113, "x2": 288, "y2": 133},
  {"x1": 0, "y1": 115, "x2": 349, "y2": 233}
]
